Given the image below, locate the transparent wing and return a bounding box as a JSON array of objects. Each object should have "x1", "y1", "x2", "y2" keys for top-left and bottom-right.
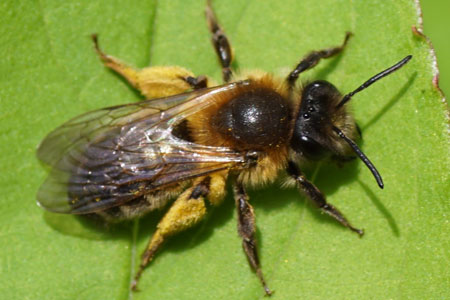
[{"x1": 37, "y1": 81, "x2": 249, "y2": 214}]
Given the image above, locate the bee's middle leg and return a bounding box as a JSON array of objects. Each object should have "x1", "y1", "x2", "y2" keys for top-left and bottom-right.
[
  {"x1": 181, "y1": 75, "x2": 208, "y2": 90},
  {"x1": 131, "y1": 176, "x2": 216, "y2": 291},
  {"x1": 91, "y1": 34, "x2": 198, "y2": 99},
  {"x1": 234, "y1": 182, "x2": 272, "y2": 296}
]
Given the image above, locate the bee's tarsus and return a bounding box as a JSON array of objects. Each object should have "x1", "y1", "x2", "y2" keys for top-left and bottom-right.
[
  {"x1": 287, "y1": 32, "x2": 352, "y2": 87},
  {"x1": 130, "y1": 278, "x2": 140, "y2": 292},
  {"x1": 262, "y1": 280, "x2": 274, "y2": 296},
  {"x1": 287, "y1": 161, "x2": 364, "y2": 234},
  {"x1": 206, "y1": 0, "x2": 234, "y2": 82},
  {"x1": 353, "y1": 227, "x2": 365, "y2": 238},
  {"x1": 91, "y1": 34, "x2": 110, "y2": 64},
  {"x1": 234, "y1": 182, "x2": 272, "y2": 296},
  {"x1": 182, "y1": 75, "x2": 208, "y2": 90}
]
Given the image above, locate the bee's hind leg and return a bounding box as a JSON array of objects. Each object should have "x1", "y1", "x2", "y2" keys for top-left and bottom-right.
[
  {"x1": 91, "y1": 34, "x2": 197, "y2": 99},
  {"x1": 181, "y1": 75, "x2": 208, "y2": 90},
  {"x1": 131, "y1": 177, "x2": 212, "y2": 291}
]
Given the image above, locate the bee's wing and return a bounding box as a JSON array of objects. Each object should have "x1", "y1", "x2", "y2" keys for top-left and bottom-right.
[{"x1": 37, "y1": 81, "x2": 249, "y2": 214}]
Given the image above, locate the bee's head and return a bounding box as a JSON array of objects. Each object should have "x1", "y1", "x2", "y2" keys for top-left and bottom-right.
[
  {"x1": 290, "y1": 80, "x2": 358, "y2": 160},
  {"x1": 289, "y1": 55, "x2": 412, "y2": 189}
]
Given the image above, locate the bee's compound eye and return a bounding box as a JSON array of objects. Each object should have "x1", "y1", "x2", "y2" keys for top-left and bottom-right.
[
  {"x1": 296, "y1": 135, "x2": 326, "y2": 160},
  {"x1": 302, "y1": 80, "x2": 339, "y2": 104}
]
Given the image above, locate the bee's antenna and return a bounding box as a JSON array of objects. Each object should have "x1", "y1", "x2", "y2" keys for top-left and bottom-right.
[
  {"x1": 333, "y1": 126, "x2": 384, "y2": 189},
  {"x1": 337, "y1": 55, "x2": 412, "y2": 108}
]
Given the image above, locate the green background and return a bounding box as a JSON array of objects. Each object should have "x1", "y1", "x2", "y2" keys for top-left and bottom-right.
[
  {"x1": 422, "y1": 1, "x2": 450, "y2": 97},
  {"x1": 0, "y1": 1, "x2": 448, "y2": 299}
]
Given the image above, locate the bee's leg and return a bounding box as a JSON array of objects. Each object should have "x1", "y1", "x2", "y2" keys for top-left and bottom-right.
[
  {"x1": 286, "y1": 161, "x2": 364, "y2": 237},
  {"x1": 181, "y1": 75, "x2": 209, "y2": 90},
  {"x1": 91, "y1": 34, "x2": 195, "y2": 99},
  {"x1": 206, "y1": 0, "x2": 233, "y2": 82},
  {"x1": 131, "y1": 177, "x2": 211, "y2": 291},
  {"x1": 234, "y1": 182, "x2": 273, "y2": 296},
  {"x1": 287, "y1": 32, "x2": 352, "y2": 87},
  {"x1": 205, "y1": 172, "x2": 228, "y2": 205}
]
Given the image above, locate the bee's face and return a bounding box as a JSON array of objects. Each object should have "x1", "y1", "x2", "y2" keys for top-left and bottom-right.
[{"x1": 291, "y1": 80, "x2": 357, "y2": 160}]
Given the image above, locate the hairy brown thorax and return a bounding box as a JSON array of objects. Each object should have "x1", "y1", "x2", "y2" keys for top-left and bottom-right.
[
  {"x1": 186, "y1": 75, "x2": 293, "y2": 185},
  {"x1": 211, "y1": 87, "x2": 290, "y2": 149}
]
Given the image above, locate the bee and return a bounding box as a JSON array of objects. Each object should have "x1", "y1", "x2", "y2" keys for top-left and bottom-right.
[{"x1": 37, "y1": 1, "x2": 412, "y2": 296}]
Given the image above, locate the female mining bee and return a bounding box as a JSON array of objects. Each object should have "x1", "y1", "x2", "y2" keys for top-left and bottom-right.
[{"x1": 37, "y1": 1, "x2": 411, "y2": 296}]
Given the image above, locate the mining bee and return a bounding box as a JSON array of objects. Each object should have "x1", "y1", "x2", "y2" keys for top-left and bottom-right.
[{"x1": 37, "y1": 1, "x2": 412, "y2": 296}]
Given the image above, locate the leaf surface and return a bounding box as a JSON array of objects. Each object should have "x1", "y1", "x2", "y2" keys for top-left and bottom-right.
[{"x1": 0, "y1": 1, "x2": 448, "y2": 299}]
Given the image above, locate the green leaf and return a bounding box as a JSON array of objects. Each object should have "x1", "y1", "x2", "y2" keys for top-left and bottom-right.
[
  {"x1": 0, "y1": 0, "x2": 448, "y2": 299},
  {"x1": 421, "y1": 1, "x2": 450, "y2": 97}
]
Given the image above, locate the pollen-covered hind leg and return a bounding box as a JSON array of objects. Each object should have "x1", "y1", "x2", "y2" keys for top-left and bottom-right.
[
  {"x1": 131, "y1": 177, "x2": 211, "y2": 291},
  {"x1": 91, "y1": 34, "x2": 196, "y2": 99},
  {"x1": 287, "y1": 161, "x2": 364, "y2": 237},
  {"x1": 234, "y1": 182, "x2": 272, "y2": 296}
]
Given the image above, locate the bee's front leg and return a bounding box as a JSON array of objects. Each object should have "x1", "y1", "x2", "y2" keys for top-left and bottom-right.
[
  {"x1": 286, "y1": 161, "x2": 364, "y2": 236},
  {"x1": 287, "y1": 32, "x2": 352, "y2": 87},
  {"x1": 234, "y1": 182, "x2": 273, "y2": 296}
]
